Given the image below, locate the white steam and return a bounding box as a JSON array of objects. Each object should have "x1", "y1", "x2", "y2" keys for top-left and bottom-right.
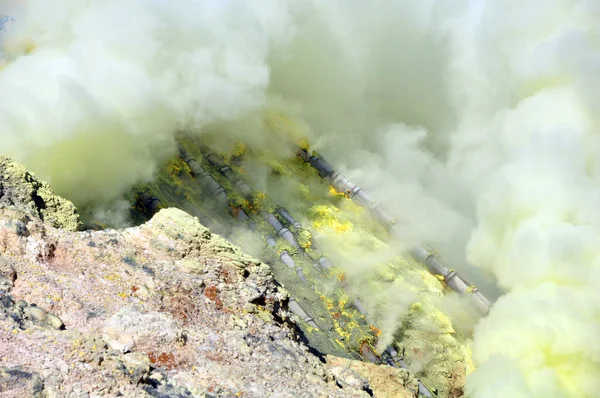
[
  {"x1": 0, "y1": 0, "x2": 294, "y2": 204},
  {"x1": 3, "y1": 0, "x2": 600, "y2": 396},
  {"x1": 447, "y1": 2, "x2": 600, "y2": 396}
]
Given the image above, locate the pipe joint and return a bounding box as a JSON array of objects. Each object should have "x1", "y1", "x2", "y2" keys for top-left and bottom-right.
[{"x1": 444, "y1": 270, "x2": 458, "y2": 284}]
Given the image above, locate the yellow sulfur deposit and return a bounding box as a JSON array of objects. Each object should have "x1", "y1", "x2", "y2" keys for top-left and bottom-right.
[
  {"x1": 328, "y1": 185, "x2": 347, "y2": 198},
  {"x1": 310, "y1": 205, "x2": 353, "y2": 234},
  {"x1": 232, "y1": 142, "x2": 246, "y2": 157}
]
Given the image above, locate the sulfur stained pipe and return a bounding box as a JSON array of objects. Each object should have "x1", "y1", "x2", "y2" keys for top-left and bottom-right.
[
  {"x1": 274, "y1": 206, "x2": 333, "y2": 271},
  {"x1": 179, "y1": 146, "x2": 227, "y2": 205},
  {"x1": 271, "y1": 207, "x2": 368, "y2": 313},
  {"x1": 201, "y1": 147, "x2": 252, "y2": 195},
  {"x1": 264, "y1": 235, "x2": 308, "y2": 284},
  {"x1": 262, "y1": 211, "x2": 300, "y2": 249},
  {"x1": 275, "y1": 207, "x2": 302, "y2": 229},
  {"x1": 196, "y1": 148, "x2": 321, "y2": 281},
  {"x1": 410, "y1": 246, "x2": 491, "y2": 314}
]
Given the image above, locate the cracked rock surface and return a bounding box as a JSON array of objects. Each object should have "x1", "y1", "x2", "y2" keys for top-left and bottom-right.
[{"x1": 0, "y1": 157, "x2": 416, "y2": 397}]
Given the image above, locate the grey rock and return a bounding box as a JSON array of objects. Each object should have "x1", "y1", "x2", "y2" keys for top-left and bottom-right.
[
  {"x1": 0, "y1": 157, "x2": 80, "y2": 231},
  {"x1": 45, "y1": 313, "x2": 65, "y2": 330},
  {"x1": 23, "y1": 305, "x2": 47, "y2": 323},
  {"x1": 330, "y1": 366, "x2": 370, "y2": 391},
  {"x1": 1, "y1": 294, "x2": 65, "y2": 331},
  {"x1": 102, "y1": 307, "x2": 183, "y2": 353},
  {"x1": 0, "y1": 367, "x2": 45, "y2": 398},
  {"x1": 0, "y1": 256, "x2": 16, "y2": 292}
]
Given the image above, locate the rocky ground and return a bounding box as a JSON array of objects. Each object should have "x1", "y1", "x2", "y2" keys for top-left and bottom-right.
[{"x1": 0, "y1": 156, "x2": 420, "y2": 397}]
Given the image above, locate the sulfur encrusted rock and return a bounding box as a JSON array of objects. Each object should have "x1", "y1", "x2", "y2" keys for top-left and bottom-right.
[
  {"x1": 0, "y1": 156, "x2": 80, "y2": 231},
  {"x1": 327, "y1": 355, "x2": 420, "y2": 398}
]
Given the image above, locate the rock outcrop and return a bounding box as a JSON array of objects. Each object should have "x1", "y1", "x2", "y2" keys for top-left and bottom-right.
[
  {"x1": 0, "y1": 157, "x2": 80, "y2": 231},
  {"x1": 0, "y1": 157, "x2": 417, "y2": 397}
]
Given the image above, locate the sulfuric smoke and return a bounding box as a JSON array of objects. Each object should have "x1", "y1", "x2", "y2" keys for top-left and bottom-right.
[{"x1": 2, "y1": 1, "x2": 600, "y2": 396}]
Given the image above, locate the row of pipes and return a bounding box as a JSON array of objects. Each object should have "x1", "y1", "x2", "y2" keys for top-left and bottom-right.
[
  {"x1": 178, "y1": 145, "x2": 320, "y2": 329},
  {"x1": 181, "y1": 144, "x2": 435, "y2": 397}
]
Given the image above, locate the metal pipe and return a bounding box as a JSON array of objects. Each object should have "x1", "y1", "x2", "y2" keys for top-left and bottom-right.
[
  {"x1": 179, "y1": 146, "x2": 227, "y2": 205},
  {"x1": 274, "y1": 207, "x2": 338, "y2": 272},
  {"x1": 330, "y1": 171, "x2": 396, "y2": 227},
  {"x1": 280, "y1": 251, "x2": 308, "y2": 284},
  {"x1": 298, "y1": 149, "x2": 334, "y2": 178},
  {"x1": 195, "y1": 151, "x2": 307, "y2": 257},
  {"x1": 202, "y1": 149, "x2": 252, "y2": 195},
  {"x1": 275, "y1": 207, "x2": 302, "y2": 229},
  {"x1": 265, "y1": 235, "x2": 277, "y2": 248},
  {"x1": 317, "y1": 256, "x2": 333, "y2": 269},
  {"x1": 147, "y1": 198, "x2": 160, "y2": 214},
  {"x1": 195, "y1": 151, "x2": 335, "y2": 275},
  {"x1": 288, "y1": 298, "x2": 319, "y2": 328},
  {"x1": 262, "y1": 212, "x2": 299, "y2": 248},
  {"x1": 185, "y1": 148, "x2": 399, "y2": 341},
  {"x1": 263, "y1": 211, "x2": 283, "y2": 231},
  {"x1": 137, "y1": 193, "x2": 161, "y2": 215},
  {"x1": 370, "y1": 204, "x2": 396, "y2": 228}
]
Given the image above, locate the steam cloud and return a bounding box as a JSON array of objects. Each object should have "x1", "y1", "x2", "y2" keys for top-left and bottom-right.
[
  {"x1": 2, "y1": 0, "x2": 600, "y2": 396},
  {"x1": 0, "y1": 0, "x2": 295, "y2": 204}
]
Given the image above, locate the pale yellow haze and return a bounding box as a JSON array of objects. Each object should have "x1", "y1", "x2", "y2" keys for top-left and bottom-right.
[{"x1": 2, "y1": 1, "x2": 600, "y2": 397}]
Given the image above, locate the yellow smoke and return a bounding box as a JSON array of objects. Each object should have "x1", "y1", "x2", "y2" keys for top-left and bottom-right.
[{"x1": 445, "y1": 2, "x2": 600, "y2": 397}]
